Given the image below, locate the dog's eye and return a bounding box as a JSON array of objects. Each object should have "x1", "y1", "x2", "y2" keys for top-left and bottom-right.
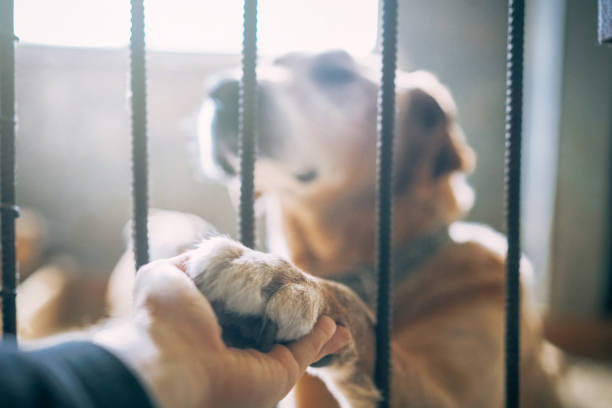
[
  {"x1": 311, "y1": 64, "x2": 355, "y2": 85},
  {"x1": 295, "y1": 169, "x2": 318, "y2": 183}
]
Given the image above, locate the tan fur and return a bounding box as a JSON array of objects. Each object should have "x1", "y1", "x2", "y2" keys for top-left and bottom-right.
[
  {"x1": 275, "y1": 70, "x2": 561, "y2": 406},
  {"x1": 272, "y1": 73, "x2": 562, "y2": 406}
]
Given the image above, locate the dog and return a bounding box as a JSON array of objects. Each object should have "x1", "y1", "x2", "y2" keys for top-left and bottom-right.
[{"x1": 108, "y1": 50, "x2": 563, "y2": 407}]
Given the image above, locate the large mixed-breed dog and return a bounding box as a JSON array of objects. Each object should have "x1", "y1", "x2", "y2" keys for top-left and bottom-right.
[{"x1": 108, "y1": 50, "x2": 563, "y2": 407}]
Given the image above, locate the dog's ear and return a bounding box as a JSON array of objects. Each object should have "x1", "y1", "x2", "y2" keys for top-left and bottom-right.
[{"x1": 394, "y1": 74, "x2": 474, "y2": 193}]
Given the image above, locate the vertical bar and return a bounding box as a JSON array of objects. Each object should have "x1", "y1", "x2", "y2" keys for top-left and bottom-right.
[
  {"x1": 522, "y1": 0, "x2": 566, "y2": 309},
  {"x1": 607, "y1": 127, "x2": 612, "y2": 313},
  {"x1": 605, "y1": 0, "x2": 612, "y2": 315},
  {"x1": 504, "y1": 0, "x2": 524, "y2": 406},
  {"x1": 239, "y1": 0, "x2": 257, "y2": 249},
  {"x1": 374, "y1": 0, "x2": 398, "y2": 406},
  {"x1": 0, "y1": 0, "x2": 18, "y2": 344},
  {"x1": 130, "y1": 0, "x2": 150, "y2": 269}
]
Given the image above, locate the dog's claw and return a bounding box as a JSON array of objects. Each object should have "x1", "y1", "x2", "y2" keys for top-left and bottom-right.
[{"x1": 310, "y1": 354, "x2": 335, "y2": 367}]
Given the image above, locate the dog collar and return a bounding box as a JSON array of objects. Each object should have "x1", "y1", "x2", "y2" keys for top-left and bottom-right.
[{"x1": 331, "y1": 225, "x2": 452, "y2": 309}]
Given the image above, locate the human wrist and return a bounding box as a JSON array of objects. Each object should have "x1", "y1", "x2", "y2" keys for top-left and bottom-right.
[
  {"x1": 92, "y1": 321, "x2": 212, "y2": 408},
  {"x1": 92, "y1": 322, "x2": 162, "y2": 405}
]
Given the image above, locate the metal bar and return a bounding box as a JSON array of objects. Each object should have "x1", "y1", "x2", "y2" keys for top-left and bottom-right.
[
  {"x1": 374, "y1": 0, "x2": 398, "y2": 406},
  {"x1": 239, "y1": 0, "x2": 257, "y2": 249},
  {"x1": 0, "y1": 0, "x2": 19, "y2": 344},
  {"x1": 504, "y1": 0, "x2": 525, "y2": 406},
  {"x1": 130, "y1": 0, "x2": 150, "y2": 269}
]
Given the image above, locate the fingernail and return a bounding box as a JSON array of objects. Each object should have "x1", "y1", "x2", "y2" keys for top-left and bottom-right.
[
  {"x1": 330, "y1": 326, "x2": 351, "y2": 353},
  {"x1": 318, "y1": 315, "x2": 337, "y2": 340}
]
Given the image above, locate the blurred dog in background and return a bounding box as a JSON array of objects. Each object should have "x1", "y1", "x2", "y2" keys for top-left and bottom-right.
[{"x1": 106, "y1": 50, "x2": 563, "y2": 407}]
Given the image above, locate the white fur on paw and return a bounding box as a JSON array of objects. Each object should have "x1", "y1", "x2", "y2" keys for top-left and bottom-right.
[{"x1": 186, "y1": 237, "x2": 323, "y2": 341}]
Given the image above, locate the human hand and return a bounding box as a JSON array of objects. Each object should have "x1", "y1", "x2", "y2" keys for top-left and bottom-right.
[{"x1": 94, "y1": 259, "x2": 350, "y2": 408}]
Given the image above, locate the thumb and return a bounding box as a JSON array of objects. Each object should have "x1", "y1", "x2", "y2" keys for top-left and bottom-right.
[{"x1": 286, "y1": 315, "x2": 342, "y2": 371}]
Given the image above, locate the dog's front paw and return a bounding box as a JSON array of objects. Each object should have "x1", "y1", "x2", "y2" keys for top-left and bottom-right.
[{"x1": 184, "y1": 237, "x2": 323, "y2": 352}]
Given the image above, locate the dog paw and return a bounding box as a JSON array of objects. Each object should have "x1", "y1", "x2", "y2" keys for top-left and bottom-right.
[{"x1": 184, "y1": 237, "x2": 323, "y2": 352}]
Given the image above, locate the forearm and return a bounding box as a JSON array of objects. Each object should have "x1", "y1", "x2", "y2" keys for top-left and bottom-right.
[
  {"x1": 0, "y1": 341, "x2": 155, "y2": 408},
  {"x1": 92, "y1": 320, "x2": 213, "y2": 408}
]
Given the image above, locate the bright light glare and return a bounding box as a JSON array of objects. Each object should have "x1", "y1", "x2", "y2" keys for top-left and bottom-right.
[{"x1": 15, "y1": 0, "x2": 378, "y2": 55}]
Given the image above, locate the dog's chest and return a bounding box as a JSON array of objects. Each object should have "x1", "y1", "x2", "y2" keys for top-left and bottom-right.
[{"x1": 330, "y1": 226, "x2": 452, "y2": 309}]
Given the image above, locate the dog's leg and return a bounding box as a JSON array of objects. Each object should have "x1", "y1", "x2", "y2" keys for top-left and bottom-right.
[
  {"x1": 183, "y1": 236, "x2": 380, "y2": 407},
  {"x1": 182, "y1": 236, "x2": 561, "y2": 408}
]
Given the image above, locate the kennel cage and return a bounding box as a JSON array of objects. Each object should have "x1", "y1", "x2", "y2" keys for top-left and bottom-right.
[{"x1": 0, "y1": 0, "x2": 526, "y2": 406}]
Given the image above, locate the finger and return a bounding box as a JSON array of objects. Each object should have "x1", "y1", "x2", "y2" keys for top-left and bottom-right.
[
  {"x1": 134, "y1": 260, "x2": 223, "y2": 340},
  {"x1": 286, "y1": 315, "x2": 337, "y2": 371},
  {"x1": 135, "y1": 261, "x2": 193, "y2": 302},
  {"x1": 315, "y1": 325, "x2": 350, "y2": 361},
  {"x1": 165, "y1": 253, "x2": 192, "y2": 273},
  {"x1": 133, "y1": 260, "x2": 212, "y2": 313}
]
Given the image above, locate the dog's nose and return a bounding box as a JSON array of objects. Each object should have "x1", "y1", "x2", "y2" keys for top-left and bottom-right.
[
  {"x1": 210, "y1": 79, "x2": 239, "y2": 106},
  {"x1": 209, "y1": 79, "x2": 240, "y2": 164},
  {"x1": 207, "y1": 77, "x2": 274, "y2": 168}
]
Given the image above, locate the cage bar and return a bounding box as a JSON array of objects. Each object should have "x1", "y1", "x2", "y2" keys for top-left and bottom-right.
[
  {"x1": 374, "y1": 0, "x2": 398, "y2": 406},
  {"x1": 504, "y1": 0, "x2": 525, "y2": 406},
  {"x1": 238, "y1": 0, "x2": 258, "y2": 249},
  {"x1": 0, "y1": 0, "x2": 18, "y2": 344},
  {"x1": 130, "y1": 0, "x2": 150, "y2": 270}
]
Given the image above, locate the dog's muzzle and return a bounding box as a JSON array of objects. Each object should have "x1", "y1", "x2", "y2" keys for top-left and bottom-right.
[
  {"x1": 204, "y1": 76, "x2": 319, "y2": 185},
  {"x1": 208, "y1": 79, "x2": 240, "y2": 176},
  {"x1": 207, "y1": 78, "x2": 282, "y2": 176}
]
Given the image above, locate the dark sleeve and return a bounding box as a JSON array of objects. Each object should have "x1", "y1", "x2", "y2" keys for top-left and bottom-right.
[
  {"x1": 0, "y1": 341, "x2": 156, "y2": 408},
  {"x1": 600, "y1": 0, "x2": 612, "y2": 44}
]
